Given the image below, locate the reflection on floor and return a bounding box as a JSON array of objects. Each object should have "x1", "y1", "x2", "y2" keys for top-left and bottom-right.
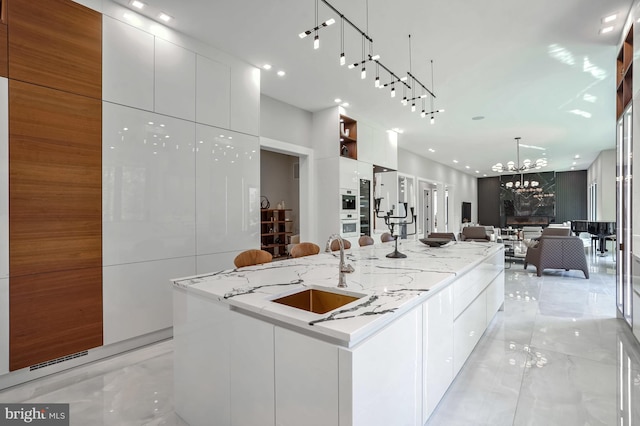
[{"x1": 0, "y1": 250, "x2": 638, "y2": 426}]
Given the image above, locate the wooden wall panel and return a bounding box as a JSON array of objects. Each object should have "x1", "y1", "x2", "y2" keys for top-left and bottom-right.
[
  {"x1": 0, "y1": 23, "x2": 7, "y2": 78},
  {"x1": 9, "y1": 267, "x2": 103, "y2": 370},
  {"x1": 9, "y1": 80, "x2": 102, "y2": 276},
  {"x1": 7, "y1": 0, "x2": 101, "y2": 99}
]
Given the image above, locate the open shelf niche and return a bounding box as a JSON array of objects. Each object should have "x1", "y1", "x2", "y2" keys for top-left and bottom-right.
[
  {"x1": 339, "y1": 114, "x2": 357, "y2": 160},
  {"x1": 617, "y1": 25, "x2": 633, "y2": 118}
]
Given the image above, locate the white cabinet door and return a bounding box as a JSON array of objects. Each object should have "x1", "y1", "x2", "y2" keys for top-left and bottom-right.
[
  {"x1": 154, "y1": 38, "x2": 196, "y2": 121},
  {"x1": 339, "y1": 156, "x2": 359, "y2": 190},
  {"x1": 195, "y1": 124, "x2": 260, "y2": 256},
  {"x1": 102, "y1": 103, "x2": 197, "y2": 266},
  {"x1": 102, "y1": 16, "x2": 154, "y2": 111},
  {"x1": 229, "y1": 65, "x2": 260, "y2": 136},
  {"x1": 453, "y1": 292, "x2": 487, "y2": 375},
  {"x1": 423, "y1": 287, "x2": 454, "y2": 421},
  {"x1": 196, "y1": 55, "x2": 230, "y2": 129}
]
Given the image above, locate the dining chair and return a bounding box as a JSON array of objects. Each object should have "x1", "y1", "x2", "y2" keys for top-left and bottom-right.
[
  {"x1": 233, "y1": 249, "x2": 273, "y2": 268},
  {"x1": 290, "y1": 242, "x2": 321, "y2": 258}
]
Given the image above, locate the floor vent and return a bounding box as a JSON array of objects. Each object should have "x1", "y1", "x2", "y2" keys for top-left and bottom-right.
[{"x1": 29, "y1": 350, "x2": 89, "y2": 371}]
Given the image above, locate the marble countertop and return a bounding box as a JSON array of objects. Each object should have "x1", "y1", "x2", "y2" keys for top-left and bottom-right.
[{"x1": 172, "y1": 239, "x2": 503, "y2": 347}]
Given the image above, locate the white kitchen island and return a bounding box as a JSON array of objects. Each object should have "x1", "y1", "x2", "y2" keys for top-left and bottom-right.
[{"x1": 172, "y1": 240, "x2": 504, "y2": 426}]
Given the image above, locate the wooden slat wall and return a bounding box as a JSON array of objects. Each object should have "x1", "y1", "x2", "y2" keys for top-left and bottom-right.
[
  {"x1": 7, "y1": 0, "x2": 103, "y2": 371},
  {"x1": 477, "y1": 177, "x2": 501, "y2": 227},
  {"x1": 0, "y1": 0, "x2": 7, "y2": 78},
  {"x1": 555, "y1": 170, "x2": 588, "y2": 222}
]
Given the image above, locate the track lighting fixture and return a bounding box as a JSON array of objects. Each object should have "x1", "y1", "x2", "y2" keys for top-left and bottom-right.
[
  {"x1": 298, "y1": 18, "x2": 335, "y2": 39},
  {"x1": 297, "y1": 0, "x2": 443, "y2": 121}
]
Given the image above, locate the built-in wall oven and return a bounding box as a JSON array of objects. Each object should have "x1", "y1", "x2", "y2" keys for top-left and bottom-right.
[
  {"x1": 340, "y1": 212, "x2": 359, "y2": 237},
  {"x1": 341, "y1": 188, "x2": 357, "y2": 212}
]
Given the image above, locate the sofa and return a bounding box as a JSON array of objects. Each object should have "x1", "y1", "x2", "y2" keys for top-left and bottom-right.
[{"x1": 524, "y1": 235, "x2": 589, "y2": 278}]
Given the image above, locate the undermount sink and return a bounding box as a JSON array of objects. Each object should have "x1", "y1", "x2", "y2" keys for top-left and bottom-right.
[{"x1": 272, "y1": 288, "x2": 364, "y2": 314}]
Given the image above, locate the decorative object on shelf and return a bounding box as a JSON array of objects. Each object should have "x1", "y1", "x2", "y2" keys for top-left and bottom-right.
[
  {"x1": 260, "y1": 196, "x2": 270, "y2": 209},
  {"x1": 341, "y1": 144, "x2": 349, "y2": 157},
  {"x1": 297, "y1": 0, "x2": 444, "y2": 121},
  {"x1": 374, "y1": 197, "x2": 417, "y2": 258},
  {"x1": 491, "y1": 137, "x2": 547, "y2": 174}
]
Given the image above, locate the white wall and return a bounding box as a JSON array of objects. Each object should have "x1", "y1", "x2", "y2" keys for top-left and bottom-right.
[
  {"x1": 397, "y1": 148, "x2": 478, "y2": 236},
  {"x1": 587, "y1": 149, "x2": 616, "y2": 221},
  {"x1": 261, "y1": 95, "x2": 313, "y2": 148}
]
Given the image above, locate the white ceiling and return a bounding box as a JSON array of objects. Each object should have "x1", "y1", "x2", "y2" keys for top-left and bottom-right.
[{"x1": 117, "y1": 0, "x2": 634, "y2": 177}]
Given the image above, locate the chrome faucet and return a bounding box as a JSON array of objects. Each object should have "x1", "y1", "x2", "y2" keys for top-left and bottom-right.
[{"x1": 325, "y1": 234, "x2": 355, "y2": 287}]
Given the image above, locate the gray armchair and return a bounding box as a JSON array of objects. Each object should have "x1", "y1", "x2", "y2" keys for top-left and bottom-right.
[
  {"x1": 460, "y1": 226, "x2": 490, "y2": 242},
  {"x1": 524, "y1": 235, "x2": 589, "y2": 278}
]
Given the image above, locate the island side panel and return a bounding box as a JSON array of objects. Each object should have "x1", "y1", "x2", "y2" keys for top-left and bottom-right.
[
  {"x1": 339, "y1": 308, "x2": 423, "y2": 426},
  {"x1": 275, "y1": 327, "x2": 339, "y2": 426},
  {"x1": 173, "y1": 289, "x2": 275, "y2": 426}
]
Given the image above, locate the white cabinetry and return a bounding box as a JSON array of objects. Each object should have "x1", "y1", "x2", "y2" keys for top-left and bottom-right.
[
  {"x1": 229, "y1": 65, "x2": 260, "y2": 136},
  {"x1": 174, "y1": 249, "x2": 504, "y2": 426},
  {"x1": 195, "y1": 124, "x2": 260, "y2": 256},
  {"x1": 196, "y1": 55, "x2": 231, "y2": 129},
  {"x1": 357, "y1": 121, "x2": 397, "y2": 170},
  {"x1": 154, "y1": 38, "x2": 196, "y2": 121},
  {"x1": 339, "y1": 156, "x2": 359, "y2": 190},
  {"x1": 102, "y1": 16, "x2": 154, "y2": 111}
]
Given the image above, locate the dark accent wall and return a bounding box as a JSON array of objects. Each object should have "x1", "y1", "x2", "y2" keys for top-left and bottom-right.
[
  {"x1": 555, "y1": 170, "x2": 588, "y2": 222},
  {"x1": 0, "y1": 0, "x2": 6, "y2": 78},
  {"x1": 477, "y1": 176, "x2": 501, "y2": 227},
  {"x1": 478, "y1": 171, "x2": 587, "y2": 227},
  {"x1": 7, "y1": 0, "x2": 103, "y2": 371}
]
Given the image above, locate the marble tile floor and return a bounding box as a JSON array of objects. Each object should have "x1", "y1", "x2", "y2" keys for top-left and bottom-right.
[{"x1": 0, "y1": 251, "x2": 638, "y2": 426}]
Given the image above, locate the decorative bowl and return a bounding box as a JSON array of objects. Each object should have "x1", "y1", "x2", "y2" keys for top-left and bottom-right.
[{"x1": 419, "y1": 238, "x2": 452, "y2": 247}]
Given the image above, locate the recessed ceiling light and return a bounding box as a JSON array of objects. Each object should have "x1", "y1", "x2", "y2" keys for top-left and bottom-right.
[
  {"x1": 262, "y1": 64, "x2": 272, "y2": 70},
  {"x1": 475, "y1": 170, "x2": 479, "y2": 173},
  {"x1": 603, "y1": 14, "x2": 617, "y2": 23},
  {"x1": 574, "y1": 154, "x2": 580, "y2": 159},
  {"x1": 277, "y1": 70, "x2": 286, "y2": 77},
  {"x1": 158, "y1": 12, "x2": 172, "y2": 23},
  {"x1": 341, "y1": 102, "x2": 350, "y2": 107},
  {"x1": 453, "y1": 160, "x2": 459, "y2": 164},
  {"x1": 334, "y1": 98, "x2": 342, "y2": 103},
  {"x1": 428, "y1": 148, "x2": 435, "y2": 153},
  {"x1": 465, "y1": 166, "x2": 470, "y2": 169},
  {"x1": 600, "y1": 26, "x2": 614, "y2": 34},
  {"x1": 131, "y1": 0, "x2": 145, "y2": 9}
]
